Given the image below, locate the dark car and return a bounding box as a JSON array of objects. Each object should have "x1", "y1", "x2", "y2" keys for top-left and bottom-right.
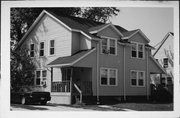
[{"x1": 11, "y1": 86, "x2": 51, "y2": 105}]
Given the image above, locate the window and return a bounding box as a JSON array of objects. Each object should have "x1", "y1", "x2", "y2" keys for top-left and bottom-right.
[
  {"x1": 100, "y1": 68, "x2": 117, "y2": 86},
  {"x1": 163, "y1": 58, "x2": 168, "y2": 68},
  {"x1": 131, "y1": 42, "x2": 144, "y2": 59},
  {"x1": 50, "y1": 40, "x2": 55, "y2": 55},
  {"x1": 30, "y1": 44, "x2": 34, "y2": 57},
  {"x1": 35, "y1": 70, "x2": 47, "y2": 86},
  {"x1": 101, "y1": 37, "x2": 117, "y2": 55},
  {"x1": 138, "y1": 44, "x2": 144, "y2": 58},
  {"x1": 39, "y1": 42, "x2": 44, "y2": 56},
  {"x1": 131, "y1": 70, "x2": 145, "y2": 87},
  {"x1": 101, "y1": 68, "x2": 108, "y2": 85},
  {"x1": 109, "y1": 39, "x2": 116, "y2": 55},
  {"x1": 131, "y1": 43, "x2": 137, "y2": 58}
]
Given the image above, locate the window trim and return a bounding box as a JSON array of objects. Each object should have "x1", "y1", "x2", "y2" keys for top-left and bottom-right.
[
  {"x1": 131, "y1": 41, "x2": 145, "y2": 59},
  {"x1": 39, "y1": 41, "x2": 45, "y2": 57},
  {"x1": 30, "y1": 43, "x2": 35, "y2": 57},
  {"x1": 35, "y1": 69, "x2": 47, "y2": 86},
  {"x1": 100, "y1": 36, "x2": 117, "y2": 56},
  {"x1": 130, "y1": 70, "x2": 145, "y2": 87},
  {"x1": 100, "y1": 67, "x2": 118, "y2": 86},
  {"x1": 49, "y1": 40, "x2": 55, "y2": 56}
]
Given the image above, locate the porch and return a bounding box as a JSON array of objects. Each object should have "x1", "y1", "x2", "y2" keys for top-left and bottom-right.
[{"x1": 50, "y1": 67, "x2": 93, "y2": 104}]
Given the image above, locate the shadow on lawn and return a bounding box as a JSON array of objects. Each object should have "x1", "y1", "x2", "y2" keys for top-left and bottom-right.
[{"x1": 11, "y1": 104, "x2": 48, "y2": 110}]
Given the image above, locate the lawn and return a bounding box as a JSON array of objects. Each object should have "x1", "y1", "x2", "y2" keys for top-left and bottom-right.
[{"x1": 70, "y1": 102, "x2": 173, "y2": 111}]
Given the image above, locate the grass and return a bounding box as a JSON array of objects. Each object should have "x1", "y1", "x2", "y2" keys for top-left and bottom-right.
[{"x1": 69, "y1": 102, "x2": 173, "y2": 111}]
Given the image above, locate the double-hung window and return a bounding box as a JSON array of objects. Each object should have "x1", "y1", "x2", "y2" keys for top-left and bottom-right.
[
  {"x1": 50, "y1": 40, "x2": 55, "y2": 55},
  {"x1": 39, "y1": 42, "x2": 44, "y2": 56},
  {"x1": 101, "y1": 37, "x2": 117, "y2": 55},
  {"x1": 102, "y1": 38, "x2": 108, "y2": 54},
  {"x1": 163, "y1": 58, "x2": 168, "y2": 68},
  {"x1": 109, "y1": 39, "x2": 116, "y2": 55},
  {"x1": 100, "y1": 68, "x2": 117, "y2": 86},
  {"x1": 35, "y1": 70, "x2": 47, "y2": 86},
  {"x1": 30, "y1": 44, "x2": 35, "y2": 57},
  {"x1": 130, "y1": 70, "x2": 145, "y2": 87},
  {"x1": 131, "y1": 42, "x2": 144, "y2": 59}
]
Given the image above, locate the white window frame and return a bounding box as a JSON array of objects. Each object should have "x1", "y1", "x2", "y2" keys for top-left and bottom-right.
[
  {"x1": 30, "y1": 43, "x2": 35, "y2": 57},
  {"x1": 39, "y1": 41, "x2": 45, "y2": 57},
  {"x1": 130, "y1": 70, "x2": 145, "y2": 87},
  {"x1": 35, "y1": 70, "x2": 47, "y2": 86},
  {"x1": 100, "y1": 67, "x2": 118, "y2": 86},
  {"x1": 101, "y1": 36, "x2": 117, "y2": 56},
  {"x1": 131, "y1": 42, "x2": 144, "y2": 59},
  {"x1": 49, "y1": 40, "x2": 55, "y2": 56}
]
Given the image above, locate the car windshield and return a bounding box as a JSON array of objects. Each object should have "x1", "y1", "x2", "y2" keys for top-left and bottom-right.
[{"x1": 19, "y1": 86, "x2": 44, "y2": 92}]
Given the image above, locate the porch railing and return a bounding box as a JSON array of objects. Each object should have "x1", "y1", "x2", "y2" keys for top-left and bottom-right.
[{"x1": 51, "y1": 81, "x2": 71, "y2": 92}]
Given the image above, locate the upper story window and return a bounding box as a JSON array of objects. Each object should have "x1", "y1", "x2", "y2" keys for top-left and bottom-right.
[
  {"x1": 50, "y1": 40, "x2": 55, "y2": 55},
  {"x1": 100, "y1": 68, "x2": 118, "y2": 86},
  {"x1": 163, "y1": 58, "x2": 168, "y2": 68},
  {"x1": 39, "y1": 42, "x2": 44, "y2": 56},
  {"x1": 101, "y1": 37, "x2": 117, "y2": 55},
  {"x1": 131, "y1": 42, "x2": 144, "y2": 59},
  {"x1": 30, "y1": 43, "x2": 34, "y2": 57},
  {"x1": 130, "y1": 70, "x2": 145, "y2": 87}
]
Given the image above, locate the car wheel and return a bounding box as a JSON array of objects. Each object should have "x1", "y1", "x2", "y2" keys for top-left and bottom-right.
[
  {"x1": 40, "y1": 101, "x2": 47, "y2": 105},
  {"x1": 21, "y1": 97, "x2": 26, "y2": 105}
]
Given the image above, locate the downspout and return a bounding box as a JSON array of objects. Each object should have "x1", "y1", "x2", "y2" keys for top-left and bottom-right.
[
  {"x1": 96, "y1": 41, "x2": 100, "y2": 104},
  {"x1": 146, "y1": 50, "x2": 149, "y2": 100},
  {"x1": 51, "y1": 67, "x2": 53, "y2": 92},
  {"x1": 123, "y1": 46, "x2": 126, "y2": 101}
]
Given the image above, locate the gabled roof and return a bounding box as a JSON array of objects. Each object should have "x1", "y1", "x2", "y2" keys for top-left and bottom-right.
[
  {"x1": 150, "y1": 55, "x2": 167, "y2": 74},
  {"x1": 88, "y1": 23, "x2": 124, "y2": 37},
  {"x1": 153, "y1": 32, "x2": 174, "y2": 56},
  {"x1": 15, "y1": 10, "x2": 128, "y2": 50},
  {"x1": 48, "y1": 48, "x2": 96, "y2": 67},
  {"x1": 121, "y1": 29, "x2": 150, "y2": 43}
]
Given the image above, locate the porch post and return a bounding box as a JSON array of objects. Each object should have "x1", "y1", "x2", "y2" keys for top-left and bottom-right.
[
  {"x1": 146, "y1": 49, "x2": 149, "y2": 101},
  {"x1": 51, "y1": 67, "x2": 53, "y2": 92},
  {"x1": 96, "y1": 41, "x2": 100, "y2": 104},
  {"x1": 70, "y1": 67, "x2": 73, "y2": 104}
]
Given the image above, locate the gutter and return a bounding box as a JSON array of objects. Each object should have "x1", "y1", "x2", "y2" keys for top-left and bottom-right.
[{"x1": 123, "y1": 45, "x2": 126, "y2": 101}]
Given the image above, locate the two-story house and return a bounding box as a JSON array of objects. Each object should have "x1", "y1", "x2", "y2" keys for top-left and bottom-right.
[
  {"x1": 153, "y1": 32, "x2": 174, "y2": 95},
  {"x1": 15, "y1": 10, "x2": 166, "y2": 105}
]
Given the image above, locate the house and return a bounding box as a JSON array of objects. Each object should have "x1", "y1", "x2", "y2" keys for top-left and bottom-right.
[
  {"x1": 152, "y1": 32, "x2": 174, "y2": 94},
  {"x1": 15, "y1": 10, "x2": 166, "y2": 104}
]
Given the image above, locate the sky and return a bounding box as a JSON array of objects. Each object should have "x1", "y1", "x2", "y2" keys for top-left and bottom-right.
[{"x1": 110, "y1": 7, "x2": 173, "y2": 46}]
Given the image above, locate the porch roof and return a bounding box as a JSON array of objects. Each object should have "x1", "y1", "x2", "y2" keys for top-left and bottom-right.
[{"x1": 48, "y1": 48, "x2": 96, "y2": 67}]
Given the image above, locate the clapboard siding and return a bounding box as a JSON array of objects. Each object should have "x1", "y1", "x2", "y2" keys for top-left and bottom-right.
[{"x1": 20, "y1": 14, "x2": 72, "y2": 92}]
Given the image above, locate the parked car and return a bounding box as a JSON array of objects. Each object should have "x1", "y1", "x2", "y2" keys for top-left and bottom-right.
[{"x1": 11, "y1": 86, "x2": 51, "y2": 105}]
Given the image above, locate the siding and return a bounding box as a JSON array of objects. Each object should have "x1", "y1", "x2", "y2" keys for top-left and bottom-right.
[
  {"x1": 129, "y1": 33, "x2": 148, "y2": 44},
  {"x1": 97, "y1": 26, "x2": 121, "y2": 39},
  {"x1": 21, "y1": 14, "x2": 72, "y2": 92},
  {"x1": 98, "y1": 44, "x2": 124, "y2": 96},
  {"x1": 80, "y1": 35, "x2": 91, "y2": 50},
  {"x1": 72, "y1": 32, "x2": 80, "y2": 54}
]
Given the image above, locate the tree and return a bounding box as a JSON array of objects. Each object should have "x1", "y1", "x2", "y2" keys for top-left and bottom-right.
[{"x1": 11, "y1": 47, "x2": 36, "y2": 88}]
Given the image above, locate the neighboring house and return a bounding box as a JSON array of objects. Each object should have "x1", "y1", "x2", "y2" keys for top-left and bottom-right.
[
  {"x1": 152, "y1": 32, "x2": 174, "y2": 94},
  {"x1": 15, "y1": 10, "x2": 165, "y2": 104}
]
